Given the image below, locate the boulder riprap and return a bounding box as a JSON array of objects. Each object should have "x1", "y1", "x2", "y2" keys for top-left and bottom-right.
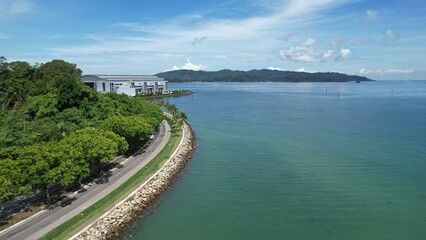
[{"x1": 72, "y1": 123, "x2": 195, "y2": 240}]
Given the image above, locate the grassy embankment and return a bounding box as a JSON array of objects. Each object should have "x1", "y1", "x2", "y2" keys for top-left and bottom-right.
[{"x1": 40, "y1": 122, "x2": 182, "y2": 240}]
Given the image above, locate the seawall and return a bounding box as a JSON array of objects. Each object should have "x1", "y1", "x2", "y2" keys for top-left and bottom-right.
[{"x1": 71, "y1": 122, "x2": 195, "y2": 239}]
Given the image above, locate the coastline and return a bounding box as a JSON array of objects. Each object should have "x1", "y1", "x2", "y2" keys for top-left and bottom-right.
[
  {"x1": 140, "y1": 90, "x2": 193, "y2": 99},
  {"x1": 71, "y1": 122, "x2": 195, "y2": 239}
]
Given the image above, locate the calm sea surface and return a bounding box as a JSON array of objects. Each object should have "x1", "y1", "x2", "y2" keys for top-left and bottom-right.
[{"x1": 128, "y1": 81, "x2": 426, "y2": 240}]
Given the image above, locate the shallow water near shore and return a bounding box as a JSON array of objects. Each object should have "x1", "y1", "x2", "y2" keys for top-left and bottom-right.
[{"x1": 127, "y1": 81, "x2": 426, "y2": 240}]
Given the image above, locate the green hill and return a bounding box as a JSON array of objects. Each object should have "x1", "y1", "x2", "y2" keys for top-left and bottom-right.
[{"x1": 155, "y1": 69, "x2": 373, "y2": 82}]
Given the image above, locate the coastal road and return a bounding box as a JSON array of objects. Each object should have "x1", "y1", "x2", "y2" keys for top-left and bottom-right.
[{"x1": 0, "y1": 121, "x2": 171, "y2": 240}]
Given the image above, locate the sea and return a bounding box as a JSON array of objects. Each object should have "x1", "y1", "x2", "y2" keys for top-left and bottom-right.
[{"x1": 127, "y1": 81, "x2": 426, "y2": 240}]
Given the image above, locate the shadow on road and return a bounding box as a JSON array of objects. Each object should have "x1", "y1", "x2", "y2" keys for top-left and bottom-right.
[
  {"x1": 60, "y1": 197, "x2": 77, "y2": 208},
  {"x1": 94, "y1": 171, "x2": 113, "y2": 184}
]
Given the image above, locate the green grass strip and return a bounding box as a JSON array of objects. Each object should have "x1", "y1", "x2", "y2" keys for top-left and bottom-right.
[{"x1": 40, "y1": 124, "x2": 182, "y2": 240}]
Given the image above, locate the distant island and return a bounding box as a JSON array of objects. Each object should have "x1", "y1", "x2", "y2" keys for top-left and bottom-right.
[{"x1": 155, "y1": 69, "x2": 373, "y2": 83}]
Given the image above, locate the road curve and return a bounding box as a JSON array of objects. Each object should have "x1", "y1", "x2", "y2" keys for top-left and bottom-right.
[{"x1": 0, "y1": 121, "x2": 171, "y2": 240}]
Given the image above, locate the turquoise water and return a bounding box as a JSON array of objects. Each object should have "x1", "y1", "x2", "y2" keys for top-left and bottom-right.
[{"x1": 128, "y1": 81, "x2": 426, "y2": 240}]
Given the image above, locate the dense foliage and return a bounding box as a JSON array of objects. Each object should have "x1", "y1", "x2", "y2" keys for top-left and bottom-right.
[
  {"x1": 156, "y1": 69, "x2": 373, "y2": 82},
  {"x1": 0, "y1": 57, "x2": 164, "y2": 203}
]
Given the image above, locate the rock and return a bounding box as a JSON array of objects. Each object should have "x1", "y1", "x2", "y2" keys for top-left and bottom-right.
[{"x1": 71, "y1": 123, "x2": 195, "y2": 239}]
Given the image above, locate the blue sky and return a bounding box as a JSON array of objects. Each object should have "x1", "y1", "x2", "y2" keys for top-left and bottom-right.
[{"x1": 0, "y1": 0, "x2": 425, "y2": 80}]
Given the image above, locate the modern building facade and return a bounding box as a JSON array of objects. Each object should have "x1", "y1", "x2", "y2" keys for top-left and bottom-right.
[{"x1": 80, "y1": 74, "x2": 169, "y2": 97}]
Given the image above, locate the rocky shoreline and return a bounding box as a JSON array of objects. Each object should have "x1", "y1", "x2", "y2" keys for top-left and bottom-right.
[{"x1": 71, "y1": 123, "x2": 195, "y2": 240}]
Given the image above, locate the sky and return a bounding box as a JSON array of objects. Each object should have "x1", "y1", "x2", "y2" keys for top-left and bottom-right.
[{"x1": 0, "y1": 0, "x2": 425, "y2": 80}]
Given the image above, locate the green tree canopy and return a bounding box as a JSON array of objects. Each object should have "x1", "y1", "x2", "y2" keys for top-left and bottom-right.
[
  {"x1": 0, "y1": 158, "x2": 29, "y2": 202},
  {"x1": 17, "y1": 144, "x2": 76, "y2": 205},
  {"x1": 24, "y1": 92, "x2": 59, "y2": 119},
  {"x1": 38, "y1": 59, "x2": 82, "y2": 80},
  {"x1": 101, "y1": 115, "x2": 155, "y2": 146},
  {"x1": 61, "y1": 127, "x2": 128, "y2": 172},
  {"x1": 0, "y1": 61, "x2": 35, "y2": 109},
  {"x1": 0, "y1": 57, "x2": 167, "y2": 203}
]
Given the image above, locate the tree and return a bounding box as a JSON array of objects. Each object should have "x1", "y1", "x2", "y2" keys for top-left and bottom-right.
[
  {"x1": 100, "y1": 115, "x2": 155, "y2": 147},
  {"x1": 7, "y1": 61, "x2": 34, "y2": 79},
  {"x1": 0, "y1": 110, "x2": 42, "y2": 158},
  {"x1": 55, "y1": 107, "x2": 87, "y2": 137},
  {"x1": 0, "y1": 158, "x2": 29, "y2": 202},
  {"x1": 155, "y1": 69, "x2": 373, "y2": 82},
  {"x1": 31, "y1": 117, "x2": 61, "y2": 142},
  {"x1": 0, "y1": 57, "x2": 167, "y2": 203},
  {"x1": 62, "y1": 127, "x2": 128, "y2": 174},
  {"x1": 88, "y1": 94, "x2": 124, "y2": 120},
  {"x1": 18, "y1": 144, "x2": 67, "y2": 205},
  {"x1": 55, "y1": 73, "x2": 83, "y2": 110},
  {"x1": 38, "y1": 59, "x2": 82, "y2": 80},
  {"x1": 180, "y1": 112, "x2": 187, "y2": 122},
  {"x1": 0, "y1": 61, "x2": 35, "y2": 109},
  {"x1": 0, "y1": 175, "x2": 14, "y2": 202},
  {"x1": 157, "y1": 102, "x2": 185, "y2": 126},
  {"x1": 51, "y1": 141, "x2": 89, "y2": 189},
  {"x1": 24, "y1": 92, "x2": 59, "y2": 119}
]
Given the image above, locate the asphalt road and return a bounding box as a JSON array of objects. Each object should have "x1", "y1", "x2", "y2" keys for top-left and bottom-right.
[{"x1": 0, "y1": 121, "x2": 171, "y2": 240}]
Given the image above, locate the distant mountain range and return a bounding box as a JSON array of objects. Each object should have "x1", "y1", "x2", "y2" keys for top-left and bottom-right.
[{"x1": 155, "y1": 69, "x2": 373, "y2": 83}]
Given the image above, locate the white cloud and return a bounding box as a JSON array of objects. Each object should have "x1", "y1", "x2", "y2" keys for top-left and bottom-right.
[
  {"x1": 166, "y1": 59, "x2": 207, "y2": 72},
  {"x1": 296, "y1": 68, "x2": 306, "y2": 72},
  {"x1": 280, "y1": 38, "x2": 317, "y2": 62},
  {"x1": 282, "y1": 0, "x2": 346, "y2": 17},
  {"x1": 49, "y1": 0, "x2": 351, "y2": 73},
  {"x1": 55, "y1": 0, "x2": 348, "y2": 54},
  {"x1": 280, "y1": 38, "x2": 335, "y2": 62},
  {"x1": 338, "y1": 48, "x2": 351, "y2": 60},
  {"x1": 359, "y1": 68, "x2": 414, "y2": 75},
  {"x1": 359, "y1": 68, "x2": 370, "y2": 74},
  {"x1": 384, "y1": 30, "x2": 399, "y2": 41},
  {"x1": 322, "y1": 49, "x2": 334, "y2": 60},
  {"x1": 385, "y1": 69, "x2": 414, "y2": 74},
  {"x1": 280, "y1": 45, "x2": 316, "y2": 62},
  {"x1": 267, "y1": 66, "x2": 284, "y2": 71},
  {"x1": 366, "y1": 9, "x2": 378, "y2": 19},
  {"x1": 302, "y1": 38, "x2": 316, "y2": 47}
]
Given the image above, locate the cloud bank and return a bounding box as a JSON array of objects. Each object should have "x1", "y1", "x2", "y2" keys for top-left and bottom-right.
[
  {"x1": 359, "y1": 68, "x2": 414, "y2": 75},
  {"x1": 338, "y1": 48, "x2": 351, "y2": 60},
  {"x1": 267, "y1": 66, "x2": 285, "y2": 71},
  {"x1": 166, "y1": 59, "x2": 207, "y2": 72},
  {"x1": 279, "y1": 38, "x2": 337, "y2": 62}
]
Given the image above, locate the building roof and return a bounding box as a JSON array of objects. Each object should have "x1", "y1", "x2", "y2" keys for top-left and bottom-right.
[{"x1": 81, "y1": 74, "x2": 164, "y2": 81}]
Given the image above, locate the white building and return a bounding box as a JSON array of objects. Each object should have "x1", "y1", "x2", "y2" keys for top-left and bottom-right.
[{"x1": 80, "y1": 74, "x2": 169, "y2": 97}]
